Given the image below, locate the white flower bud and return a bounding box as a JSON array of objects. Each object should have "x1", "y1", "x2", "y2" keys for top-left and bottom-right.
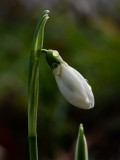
[{"x1": 52, "y1": 62, "x2": 94, "y2": 109}]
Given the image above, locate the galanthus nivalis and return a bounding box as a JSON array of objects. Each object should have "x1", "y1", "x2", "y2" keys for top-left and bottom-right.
[{"x1": 45, "y1": 49, "x2": 94, "y2": 109}]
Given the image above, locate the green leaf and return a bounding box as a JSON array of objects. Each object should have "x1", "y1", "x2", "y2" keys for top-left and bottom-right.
[
  {"x1": 28, "y1": 10, "x2": 50, "y2": 160},
  {"x1": 32, "y1": 10, "x2": 49, "y2": 52},
  {"x1": 75, "y1": 124, "x2": 88, "y2": 160},
  {"x1": 28, "y1": 10, "x2": 49, "y2": 137},
  {"x1": 28, "y1": 10, "x2": 49, "y2": 93}
]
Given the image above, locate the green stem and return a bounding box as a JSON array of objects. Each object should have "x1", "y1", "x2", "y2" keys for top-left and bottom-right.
[
  {"x1": 28, "y1": 52, "x2": 39, "y2": 160},
  {"x1": 29, "y1": 136, "x2": 38, "y2": 160},
  {"x1": 41, "y1": 49, "x2": 48, "y2": 54},
  {"x1": 28, "y1": 54, "x2": 39, "y2": 136},
  {"x1": 28, "y1": 10, "x2": 49, "y2": 160}
]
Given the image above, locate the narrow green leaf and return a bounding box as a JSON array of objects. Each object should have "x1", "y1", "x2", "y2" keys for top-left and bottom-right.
[
  {"x1": 28, "y1": 10, "x2": 49, "y2": 92},
  {"x1": 75, "y1": 124, "x2": 88, "y2": 160},
  {"x1": 32, "y1": 10, "x2": 49, "y2": 52},
  {"x1": 28, "y1": 10, "x2": 49, "y2": 160},
  {"x1": 28, "y1": 10, "x2": 49, "y2": 136}
]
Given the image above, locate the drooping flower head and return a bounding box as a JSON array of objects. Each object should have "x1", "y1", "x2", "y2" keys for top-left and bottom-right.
[{"x1": 45, "y1": 49, "x2": 94, "y2": 109}]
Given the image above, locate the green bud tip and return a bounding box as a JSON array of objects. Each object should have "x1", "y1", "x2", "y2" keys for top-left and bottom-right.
[{"x1": 80, "y1": 124, "x2": 84, "y2": 132}]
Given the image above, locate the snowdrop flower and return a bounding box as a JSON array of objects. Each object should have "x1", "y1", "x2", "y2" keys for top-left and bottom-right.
[{"x1": 45, "y1": 50, "x2": 94, "y2": 109}]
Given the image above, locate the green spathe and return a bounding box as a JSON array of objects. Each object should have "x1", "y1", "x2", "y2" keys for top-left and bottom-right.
[{"x1": 43, "y1": 49, "x2": 63, "y2": 69}]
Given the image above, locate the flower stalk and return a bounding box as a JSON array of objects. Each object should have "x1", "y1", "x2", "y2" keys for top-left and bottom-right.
[{"x1": 28, "y1": 10, "x2": 49, "y2": 160}]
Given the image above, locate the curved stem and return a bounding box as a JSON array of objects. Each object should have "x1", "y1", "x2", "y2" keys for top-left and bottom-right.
[
  {"x1": 41, "y1": 49, "x2": 48, "y2": 54},
  {"x1": 28, "y1": 51, "x2": 39, "y2": 160},
  {"x1": 28, "y1": 66, "x2": 39, "y2": 160},
  {"x1": 28, "y1": 10, "x2": 49, "y2": 160}
]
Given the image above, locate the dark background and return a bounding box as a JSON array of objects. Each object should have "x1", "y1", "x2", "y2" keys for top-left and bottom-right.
[{"x1": 0, "y1": 0, "x2": 120, "y2": 159}]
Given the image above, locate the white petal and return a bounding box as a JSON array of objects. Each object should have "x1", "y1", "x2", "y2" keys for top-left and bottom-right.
[{"x1": 53, "y1": 62, "x2": 94, "y2": 109}]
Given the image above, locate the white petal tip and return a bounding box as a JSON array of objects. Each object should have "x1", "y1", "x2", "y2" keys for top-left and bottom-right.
[
  {"x1": 86, "y1": 101, "x2": 95, "y2": 109},
  {"x1": 75, "y1": 99, "x2": 94, "y2": 109}
]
